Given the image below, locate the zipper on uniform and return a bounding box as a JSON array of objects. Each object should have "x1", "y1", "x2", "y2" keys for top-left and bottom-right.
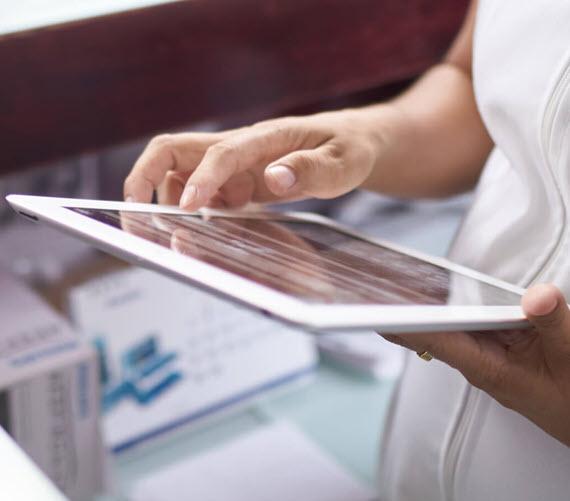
[
  {"x1": 542, "y1": 61, "x2": 570, "y2": 161},
  {"x1": 440, "y1": 385, "x2": 478, "y2": 501},
  {"x1": 530, "y1": 58, "x2": 570, "y2": 284}
]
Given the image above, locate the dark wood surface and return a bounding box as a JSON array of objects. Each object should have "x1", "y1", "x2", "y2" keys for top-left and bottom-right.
[{"x1": 0, "y1": 0, "x2": 468, "y2": 173}]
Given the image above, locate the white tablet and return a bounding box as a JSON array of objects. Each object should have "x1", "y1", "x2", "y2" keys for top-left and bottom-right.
[{"x1": 7, "y1": 195, "x2": 529, "y2": 333}]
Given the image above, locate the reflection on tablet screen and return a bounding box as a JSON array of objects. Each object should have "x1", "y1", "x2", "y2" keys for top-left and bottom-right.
[{"x1": 70, "y1": 208, "x2": 521, "y2": 307}]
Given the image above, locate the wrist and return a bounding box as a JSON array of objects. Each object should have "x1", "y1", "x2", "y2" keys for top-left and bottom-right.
[{"x1": 347, "y1": 104, "x2": 410, "y2": 193}]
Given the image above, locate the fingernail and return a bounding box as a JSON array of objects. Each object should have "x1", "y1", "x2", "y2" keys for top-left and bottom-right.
[
  {"x1": 538, "y1": 295, "x2": 559, "y2": 316},
  {"x1": 180, "y1": 185, "x2": 198, "y2": 208},
  {"x1": 125, "y1": 196, "x2": 135, "y2": 203},
  {"x1": 525, "y1": 284, "x2": 559, "y2": 316},
  {"x1": 266, "y1": 165, "x2": 296, "y2": 191}
]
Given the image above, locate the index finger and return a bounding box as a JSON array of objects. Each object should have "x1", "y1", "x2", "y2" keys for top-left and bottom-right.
[
  {"x1": 179, "y1": 124, "x2": 326, "y2": 210},
  {"x1": 123, "y1": 132, "x2": 223, "y2": 203}
]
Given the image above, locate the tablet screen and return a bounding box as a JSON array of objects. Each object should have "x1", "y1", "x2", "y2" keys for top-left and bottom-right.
[{"x1": 70, "y1": 208, "x2": 521, "y2": 307}]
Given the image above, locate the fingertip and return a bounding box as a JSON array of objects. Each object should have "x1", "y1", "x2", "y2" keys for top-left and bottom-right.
[
  {"x1": 123, "y1": 178, "x2": 135, "y2": 203},
  {"x1": 179, "y1": 185, "x2": 199, "y2": 210},
  {"x1": 522, "y1": 284, "x2": 561, "y2": 317},
  {"x1": 124, "y1": 175, "x2": 153, "y2": 204}
]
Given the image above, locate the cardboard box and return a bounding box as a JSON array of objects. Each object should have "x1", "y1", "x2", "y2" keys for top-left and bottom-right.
[{"x1": 0, "y1": 269, "x2": 104, "y2": 500}]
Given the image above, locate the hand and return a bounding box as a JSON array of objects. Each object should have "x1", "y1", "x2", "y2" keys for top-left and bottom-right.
[
  {"x1": 123, "y1": 109, "x2": 383, "y2": 210},
  {"x1": 382, "y1": 284, "x2": 570, "y2": 447}
]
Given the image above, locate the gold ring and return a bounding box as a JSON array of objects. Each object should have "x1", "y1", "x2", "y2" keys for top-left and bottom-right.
[{"x1": 417, "y1": 350, "x2": 433, "y2": 362}]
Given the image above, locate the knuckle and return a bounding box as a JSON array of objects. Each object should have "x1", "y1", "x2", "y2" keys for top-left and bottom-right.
[
  {"x1": 267, "y1": 121, "x2": 301, "y2": 145},
  {"x1": 147, "y1": 134, "x2": 178, "y2": 169},
  {"x1": 254, "y1": 116, "x2": 296, "y2": 129},
  {"x1": 149, "y1": 133, "x2": 174, "y2": 149},
  {"x1": 255, "y1": 119, "x2": 308, "y2": 151},
  {"x1": 534, "y1": 313, "x2": 563, "y2": 331},
  {"x1": 324, "y1": 141, "x2": 344, "y2": 160},
  {"x1": 295, "y1": 153, "x2": 318, "y2": 173},
  {"x1": 265, "y1": 123, "x2": 289, "y2": 141},
  {"x1": 252, "y1": 119, "x2": 274, "y2": 129},
  {"x1": 208, "y1": 141, "x2": 240, "y2": 159}
]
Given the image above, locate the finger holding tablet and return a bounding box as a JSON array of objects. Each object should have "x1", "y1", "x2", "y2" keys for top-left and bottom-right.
[{"x1": 382, "y1": 284, "x2": 570, "y2": 447}]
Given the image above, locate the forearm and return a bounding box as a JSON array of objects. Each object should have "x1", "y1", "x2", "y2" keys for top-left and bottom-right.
[{"x1": 358, "y1": 63, "x2": 492, "y2": 198}]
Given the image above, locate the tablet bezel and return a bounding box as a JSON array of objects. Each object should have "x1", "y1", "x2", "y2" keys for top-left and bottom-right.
[{"x1": 6, "y1": 194, "x2": 529, "y2": 333}]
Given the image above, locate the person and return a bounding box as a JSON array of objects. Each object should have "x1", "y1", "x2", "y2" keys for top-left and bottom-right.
[{"x1": 124, "y1": 0, "x2": 570, "y2": 498}]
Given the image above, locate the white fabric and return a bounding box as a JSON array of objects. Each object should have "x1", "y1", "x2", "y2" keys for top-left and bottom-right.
[{"x1": 379, "y1": 2, "x2": 570, "y2": 500}]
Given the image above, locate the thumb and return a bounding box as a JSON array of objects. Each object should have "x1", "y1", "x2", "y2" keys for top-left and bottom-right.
[
  {"x1": 522, "y1": 284, "x2": 570, "y2": 369},
  {"x1": 264, "y1": 145, "x2": 347, "y2": 198}
]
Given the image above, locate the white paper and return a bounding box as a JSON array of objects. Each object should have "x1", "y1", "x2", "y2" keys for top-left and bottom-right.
[{"x1": 129, "y1": 421, "x2": 376, "y2": 501}]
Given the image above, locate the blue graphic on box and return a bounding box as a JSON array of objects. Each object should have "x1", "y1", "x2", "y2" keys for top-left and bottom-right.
[{"x1": 93, "y1": 335, "x2": 182, "y2": 412}]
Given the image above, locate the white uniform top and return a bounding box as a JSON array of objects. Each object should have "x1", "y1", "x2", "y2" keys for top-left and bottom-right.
[{"x1": 378, "y1": 2, "x2": 570, "y2": 500}]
